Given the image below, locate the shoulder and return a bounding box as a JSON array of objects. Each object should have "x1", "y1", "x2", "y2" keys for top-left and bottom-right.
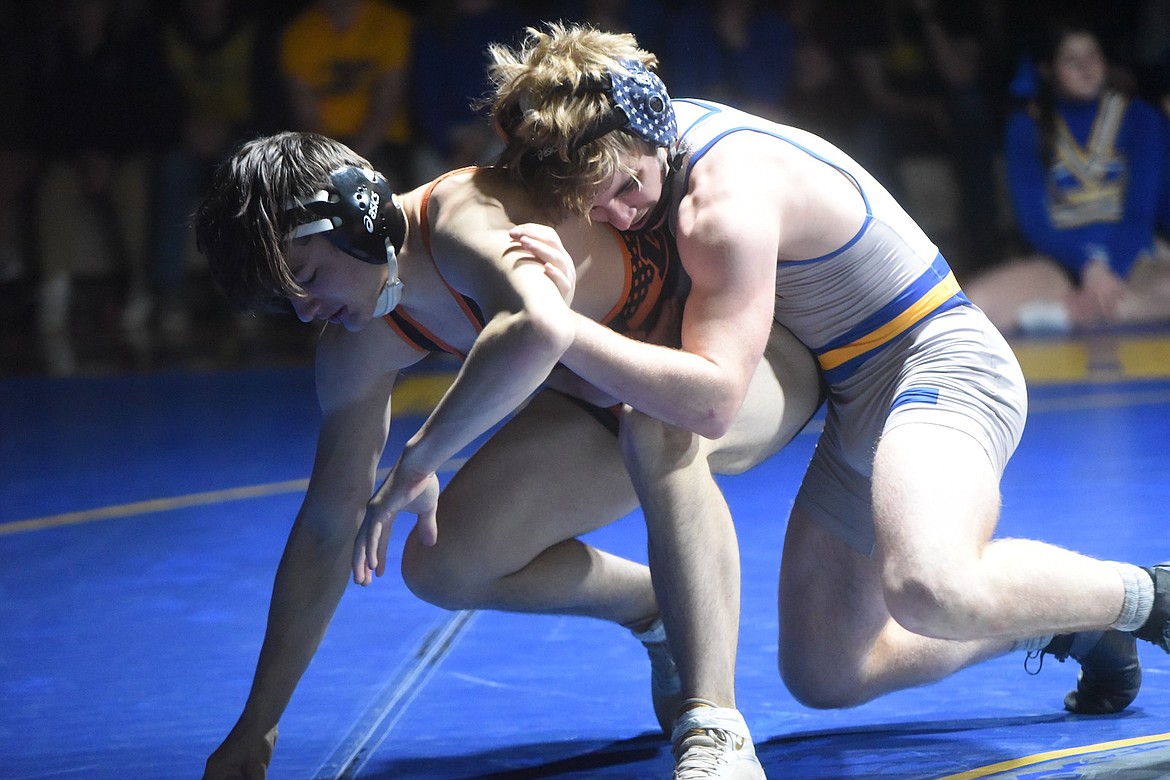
[
  {"x1": 1005, "y1": 106, "x2": 1037, "y2": 132},
  {"x1": 427, "y1": 168, "x2": 543, "y2": 240},
  {"x1": 679, "y1": 131, "x2": 803, "y2": 235},
  {"x1": 1004, "y1": 108, "x2": 1039, "y2": 150}
]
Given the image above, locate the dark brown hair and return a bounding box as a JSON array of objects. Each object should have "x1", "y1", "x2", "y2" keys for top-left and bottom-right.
[{"x1": 194, "y1": 132, "x2": 370, "y2": 311}]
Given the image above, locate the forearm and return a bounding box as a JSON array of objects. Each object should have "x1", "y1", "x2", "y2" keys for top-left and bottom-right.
[
  {"x1": 561, "y1": 313, "x2": 743, "y2": 439},
  {"x1": 234, "y1": 513, "x2": 357, "y2": 733},
  {"x1": 398, "y1": 311, "x2": 571, "y2": 476}
]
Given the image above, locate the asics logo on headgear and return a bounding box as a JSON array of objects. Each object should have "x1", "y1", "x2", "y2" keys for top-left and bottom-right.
[{"x1": 365, "y1": 192, "x2": 380, "y2": 234}]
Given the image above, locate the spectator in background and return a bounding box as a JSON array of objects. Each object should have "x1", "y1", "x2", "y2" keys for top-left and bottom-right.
[
  {"x1": 409, "y1": 0, "x2": 525, "y2": 182},
  {"x1": 0, "y1": 1, "x2": 39, "y2": 287},
  {"x1": 839, "y1": 0, "x2": 954, "y2": 202},
  {"x1": 34, "y1": 0, "x2": 173, "y2": 336},
  {"x1": 783, "y1": 0, "x2": 870, "y2": 146},
  {"x1": 905, "y1": 0, "x2": 1007, "y2": 276},
  {"x1": 661, "y1": 0, "x2": 794, "y2": 121},
  {"x1": 152, "y1": 0, "x2": 258, "y2": 334},
  {"x1": 965, "y1": 19, "x2": 1170, "y2": 334},
  {"x1": 279, "y1": 0, "x2": 415, "y2": 189},
  {"x1": 834, "y1": 0, "x2": 1007, "y2": 277}
]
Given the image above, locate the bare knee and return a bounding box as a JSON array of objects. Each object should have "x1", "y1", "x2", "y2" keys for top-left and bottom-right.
[
  {"x1": 778, "y1": 646, "x2": 869, "y2": 710},
  {"x1": 401, "y1": 536, "x2": 485, "y2": 611},
  {"x1": 880, "y1": 561, "x2": 983, "y2": 640}
]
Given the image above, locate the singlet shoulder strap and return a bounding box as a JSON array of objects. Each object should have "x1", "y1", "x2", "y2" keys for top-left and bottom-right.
[
  {"x1": 416, "y1": 166, "x2": 487, "y2": 331},
  {"x1": 382, "y1": 167, "x2": 486, "y2": 357}
]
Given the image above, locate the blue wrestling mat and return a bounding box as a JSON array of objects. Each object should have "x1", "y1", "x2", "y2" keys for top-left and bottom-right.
[{"x1": 2, "y1": 328, "x2": 1170, "y2": 778}]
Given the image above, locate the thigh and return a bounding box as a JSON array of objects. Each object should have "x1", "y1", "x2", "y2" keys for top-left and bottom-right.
[
  {"x1": 871, "y1": 422, "x2": 1002, "y2": 573},
  {"x1": 1121, "y1": 259, "x2": 1170, "y2": 323},
  {"x1": 778, "y1": 504, "x2": 890, "y2": 700},
  {"x1": 425, "y1": 390, "x2": 639, "y2": 576},
  {"x1": 708, "y1": 323, "x2": 823, "y2": 475}
]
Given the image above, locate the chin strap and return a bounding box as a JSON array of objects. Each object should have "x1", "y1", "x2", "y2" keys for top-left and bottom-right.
[{"x1": 372, "y1": 276, "x2": 404, "y2": 318}]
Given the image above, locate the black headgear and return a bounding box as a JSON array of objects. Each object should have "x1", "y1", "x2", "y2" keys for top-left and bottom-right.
[
  {"x1": 284, "y1": 167, "x2": 407, "y2": 264},
  {"x1": 284, "y1": 167, "x2": 407, "y2": 315}
]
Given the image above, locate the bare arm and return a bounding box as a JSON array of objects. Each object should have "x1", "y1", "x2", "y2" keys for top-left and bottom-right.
[
  {"x1": 514, "y1": 149, "x2": 780, "y2": 439},
  {"x1": 354, "y1": 210, "x2": 577, "y2": 582},
  {"x1": 203, "y1": 323, "x2": 413, "y2": 780}
]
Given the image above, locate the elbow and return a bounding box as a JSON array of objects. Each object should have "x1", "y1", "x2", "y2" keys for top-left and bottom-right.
[
  {"x1": 514, "y1": 306, "x2": 575, "y2": 361},
  {"x1": 690, "y1": 381, "x2": 748, "y2": 440},
  {"x1": 694, "y1": 406, "x2": 736, "y2": 440},
  {"x1": 688, "y1": 395, "x2": 741, "y2": 440}
]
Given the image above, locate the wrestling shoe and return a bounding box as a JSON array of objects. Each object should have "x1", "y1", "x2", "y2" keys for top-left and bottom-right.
[
  {"x1": 671, "y1": 700, "x2": 765, "y2": 780},
  {"x1": 632, "y1": 618, "x2": 684, "y2": 735},
  {"x1": 1036, "y1": 630, "x2": 1141, "y2": 714},
  {"x1": 1134, "y1": 563, "x2": 1170, "y2": 652}
]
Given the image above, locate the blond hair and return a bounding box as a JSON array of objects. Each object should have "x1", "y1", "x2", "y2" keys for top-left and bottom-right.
[{"x1": 485, "y1": 22, "x2": 662, "y2": 217}]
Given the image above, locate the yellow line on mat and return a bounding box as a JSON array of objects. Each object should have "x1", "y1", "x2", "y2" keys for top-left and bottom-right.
[
  {"x1": 0, "y1": 479, "x2": 312, "y2": 536},
  {"x1": 935, "y1": 731, "x2": 1170, "y2": 779},
  {"x1": 0, "y1": 459, "x2": 473, "y2": 537}
]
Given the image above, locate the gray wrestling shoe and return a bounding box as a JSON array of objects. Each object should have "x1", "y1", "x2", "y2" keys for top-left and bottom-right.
[
  {"x1": 1037, "y1": 630, "x2": 1142, "y2": 714},
  {"x1": 671, "y1": 700, "x2": 765, "y2": 780},
  {"x1": 632, "y1": 618, "x2": 684, "y2": 735},
  {"x1": 1134, "y1": 563, "x2": 1170, "y2": 652}
]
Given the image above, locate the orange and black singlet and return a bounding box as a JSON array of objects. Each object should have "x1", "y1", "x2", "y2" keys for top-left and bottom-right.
[{"x1": 383, "y1": 168, "x2": 684, "y2": 359}]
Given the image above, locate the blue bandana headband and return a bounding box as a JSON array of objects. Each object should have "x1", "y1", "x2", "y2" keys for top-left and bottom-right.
[
  {"x1": 594, "y1": 58, "x2": 677, "y2": 148},
  {"x1": 524, "y1": 58, "x2": 677, "y2": 169}
]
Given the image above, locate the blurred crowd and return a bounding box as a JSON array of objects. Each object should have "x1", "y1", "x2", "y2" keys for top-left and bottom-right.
[{"x1": 3, "y1": 0, "x2": 1170, "y2": 375}]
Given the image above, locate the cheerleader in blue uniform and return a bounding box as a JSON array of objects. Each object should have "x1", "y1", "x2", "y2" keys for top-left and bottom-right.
[{"x1": 966, "y1": 20, "x2": 1170, "y2": 333}]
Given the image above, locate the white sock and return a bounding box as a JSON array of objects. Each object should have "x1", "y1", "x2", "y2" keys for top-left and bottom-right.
[
  {"x1": 1111, "y1": 563, "x2": 1155, "y2": 632},
  {"x1": 1010, "y1": 635, "x2": 1053, "y2": 654}
]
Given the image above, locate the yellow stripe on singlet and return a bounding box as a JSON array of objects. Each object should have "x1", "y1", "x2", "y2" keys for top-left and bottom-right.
[{"x1": 817, "y1": 271, "x2": 962, "y2": 372}]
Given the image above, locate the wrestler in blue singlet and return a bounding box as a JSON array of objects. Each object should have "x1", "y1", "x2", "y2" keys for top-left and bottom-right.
[{"x1": 669, "y1": 98, "x2": 1028, "y2": 555}]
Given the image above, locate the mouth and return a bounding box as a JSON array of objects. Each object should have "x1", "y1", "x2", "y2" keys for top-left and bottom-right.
[
  {"x1": 626, "y1": 194, "x2": 669, "y2": 234},
  {"x1": 326, "y1": 306, "x2": 347, "y2": 324}
]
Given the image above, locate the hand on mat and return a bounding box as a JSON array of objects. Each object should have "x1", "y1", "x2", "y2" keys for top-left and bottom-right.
[
  {"x1": 354, "y1": 466, "x2": 440, "y2": 585},
  {"x1": 202, "y1": 724, "x2": 277, "y2": 780}
]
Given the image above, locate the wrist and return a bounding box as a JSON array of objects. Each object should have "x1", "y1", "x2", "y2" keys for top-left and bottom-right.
[{"x1": 396, "y1": 441, "x2": 435, "y2": 482}]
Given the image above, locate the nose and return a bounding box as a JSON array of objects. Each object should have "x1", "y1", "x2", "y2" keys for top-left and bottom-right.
[
  {"x1": 290, "y1": 295, "x2": 319, "y2": 322},
  {"x1": 590, "y1": 201, "x2": 634, "y2": 231}
]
